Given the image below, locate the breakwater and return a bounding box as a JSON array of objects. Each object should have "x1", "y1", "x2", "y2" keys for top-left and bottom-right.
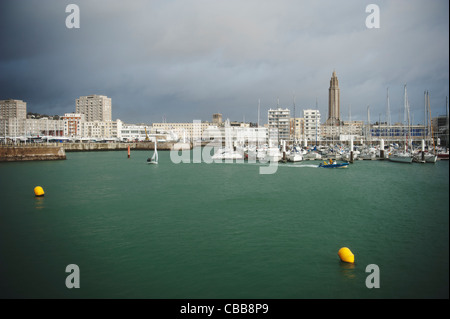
[
  {"x1": 0, "y1": 145, "x2": 66, "y2": 162},
  {"x1": 62, "y1": 141, "x2": 191, "y2": 152},
  {"x1": 0, "y1": 142, "x2": 192, "y2": 161}
]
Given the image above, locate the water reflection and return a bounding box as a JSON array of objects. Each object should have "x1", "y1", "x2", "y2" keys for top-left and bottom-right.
[
  {"x1": 339, "y1": 261, "x2": 356, "y2": 279},
  {"x1": 34, "y1": 197, "x2": 45, "y2": 210}
]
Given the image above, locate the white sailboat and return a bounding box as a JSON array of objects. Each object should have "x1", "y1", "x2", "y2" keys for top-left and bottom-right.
[
  {"x1": 425, "y1": 91, "x2": 437, "y2": 163},
  {"x1": 288, "y1": 94, "x2": 302, "y2": 162},
  {"x1": 212, "y1": 119, "x2": 244, "y2": 160},
  {"x1": 147, "y1": 140, "x2": 158, "y2": 164},
  {"x1": 288, "y1": 146, "x2": 303, "y2": 162},
  {"x1": 389, "y1": 85, "x2": 413, "y2": 163}
]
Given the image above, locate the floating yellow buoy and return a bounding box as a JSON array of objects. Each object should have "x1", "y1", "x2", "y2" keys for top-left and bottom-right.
[
  {"x1": 338, "y1": 247, "x2": 355, "y2": 263},
  {"x1": 34, "y1": 186, "x2": 45, "y2": 197}
]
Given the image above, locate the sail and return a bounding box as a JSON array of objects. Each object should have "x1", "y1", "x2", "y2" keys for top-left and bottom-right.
[
  {"x1": 152, "y1": 141, "x2": 158, "y2": 162},
  {"x1": 148, "y1": 140, "x2": 158, "y2": 163}
]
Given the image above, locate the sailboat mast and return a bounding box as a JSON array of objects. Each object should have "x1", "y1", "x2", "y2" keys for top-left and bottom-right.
[
  {"x1": 292, "y1": 93, "x2": 296, "y2": 146},
  {"x1": 257, "y1": 98, "x2": 260, "y2": 128},
  {"x1": 367, "y1": 105, "x2": 371, "y2": 146},
  {"x1": 447, "y1": 96, "x2": 449, "y2": 150},
  {"x1": 315, "y1": 98, "x2": 318, "y2": 146},
  {"x1": 424, "y1": 91, "x2": 427, "y2": 142},
  {"x1": 428, "y1": 92, "x2": 435, "y2": 153},
  {"x1": 386, "y1": 87, "x2": 391, "y2": 141}
]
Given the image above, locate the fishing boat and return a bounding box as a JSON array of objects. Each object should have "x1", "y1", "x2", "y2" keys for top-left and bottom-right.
[
  {"x1": 147, "y1": 140, "x2": 158, "y2": 164},
  {"x1": 318, "y1": 160, "x2": 349, "y2": 168}
]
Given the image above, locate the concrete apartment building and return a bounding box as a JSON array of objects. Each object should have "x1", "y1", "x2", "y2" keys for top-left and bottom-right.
[
  {"x1": 83, "y1": 120, "x2": 122, "y2": 140},
  {"x1": 152, "y1": 121, "x2": 211, "y2": 141},
  {"x1": 25, "y1": 118, "x2": 64, "y2": 137},
  {"x1": 268, "y1": 107, "x2": 290, "y2": 142},
  {"x1": 303, "y1": 109, "x2": 321, "y2": 142},
  {"x1": 290, "y1": 117, "x2": 304, "y2": 142},
  {"x1": 76, "y1": 95, "x2": 112, "y2": 122},
  {"x1": 0, "y1": 99, "x2": 27, "y2": 137},
  {"x1": 62, "y1": 113, "x2": 85, "y2": 137}
]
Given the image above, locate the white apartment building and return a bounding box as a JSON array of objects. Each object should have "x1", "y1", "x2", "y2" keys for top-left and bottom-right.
[
  {"x1": 202, "y1": 125, "x2": 267, "y2": 145},
  {"x1": 303, "y1": 109, "x2": 321, "y2": 142},
  {"x1": 62, "y1": 113, "x2": 85, "y2": 137},
  {"x1": 120, "y1": 123, "x2": 180, "y2": 142},
  {"x1": 83, "y1": 119, "x2": 123, "y2": 140},
  {"x1": 290, "y1": 117, "x2": 304, "y2": 142},
  {"x1": 76, "y1": 95, "x2": 112, "y2": 122},
  {"x1": 25, "y1": 118, "x2": 64, "y2": 137},
  {"x1": 268, "y1": 108, "x2": 290, "y2": 142},
  {"x1": 120, "y1": 123, "x2": 152, "y2": 141},
  {"x1": 152, "y1": 121, "x2": 211, "y2": 142}
]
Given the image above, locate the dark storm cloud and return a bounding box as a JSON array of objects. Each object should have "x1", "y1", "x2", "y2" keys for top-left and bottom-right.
[{"x1": 0, "y1": 0, "x2": 448, "y2": 124}]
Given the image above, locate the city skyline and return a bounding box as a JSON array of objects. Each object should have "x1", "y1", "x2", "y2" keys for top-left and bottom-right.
[{"x1": 0, "y1": 0, "x2": 448, "y2": 125}]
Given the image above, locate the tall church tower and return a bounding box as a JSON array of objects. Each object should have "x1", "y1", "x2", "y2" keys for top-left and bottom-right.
[{"x1": 327, "y1": 70, "x2": 340, "y2": 125}]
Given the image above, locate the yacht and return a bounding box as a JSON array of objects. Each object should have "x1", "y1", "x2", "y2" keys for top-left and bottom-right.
[{"x1": 288, "y1": 146, "x2": 303, "y2": 162}]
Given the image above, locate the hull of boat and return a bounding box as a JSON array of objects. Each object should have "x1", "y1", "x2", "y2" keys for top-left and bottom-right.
[
  {"x1": 425, "y1": 155, "x2": 437, "y2": 163},
  {"x1": 288, "y1": 154, "x2": 303, "y2": 162},
  {"x1": 389, "y1": 156, "x2": 413, "y2": 163},
  {"x1": 318, "y1": 163, "x2": 349, "y2": 168}
]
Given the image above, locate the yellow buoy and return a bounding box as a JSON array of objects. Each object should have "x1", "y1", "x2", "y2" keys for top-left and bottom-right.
[
  {"x1": 34, "y1": 186, "x2": 45, "y2": 197},
  {"x1": 338, "y1": 247, "x2": 355, "y2": 263}
]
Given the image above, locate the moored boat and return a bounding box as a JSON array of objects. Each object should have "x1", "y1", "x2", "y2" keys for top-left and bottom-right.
[
  {"x1": 388, "y1": 151, "x2": 413, "y2": 163},
  {"x1": 288, "y1": 146, "x2": 303, "y2": 162}
]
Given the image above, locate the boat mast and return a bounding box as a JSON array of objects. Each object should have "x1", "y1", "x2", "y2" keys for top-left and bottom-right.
[
  {"x1": 367, "y1": 105, "x2": 371, "y2": 146},
  {"x1": 407, "y1": 95, "x2": 411, "y2": 152},
  {"x1": 386, "y1": 87, "x2": 391, "y2": 141},
  {"x1": 447, "y1": 96, "x2": 449, "y2": 150},
  {"x1": 424, "y1": 91, "x2": 427, "y2": 143},
  {"x1": 257, "y1": 98, "x2": 260, "y2": 128},
  {"x1": 315, "y1": 98, "x2": 318, "y2": 147},
  {"x1": 428, "y1": 92, "x2": 436, "y2": 153},
  {"x1": 404, "y1": 84, "x2": 408, "y2": 152},
  {"x1": 292, "y1": 93, "x2": 296, "y2": 146}
]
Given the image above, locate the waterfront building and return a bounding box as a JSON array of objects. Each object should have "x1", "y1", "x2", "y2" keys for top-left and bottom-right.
[
  {"x1": 62, "y1": 113, "x2": 85, "y2": 138},
  {"x1": 432, "y1": 115, "x2": 449, "y2": 147},
  {"x1": 76, "y1": 95, "x2": 112, "y2": 122},
  {"x1": 268, "y1": 107, "x2": 290, "y2": 142},
  {"x1": 326, "y1": 71, "x2": 341, "y2": 126},
  {"x1": 152, "y1": 121, "x2": 211, "y2": 142},
  {"x1": 0, "y1": 99, "x2": 27, "y2": 137},
  {"x1": 289, "y1": 117, "x2": 304, "y2": 143},
  {"x1": 0, "y1": 99, "x2": 27, "y2": 120},
  {"x1": 25, "y1": 118, "x2": 64, "y2": 137},
  {"x1": 82, "y1": 119, "x2": 123, "y2": 140},
  {"x1": 202, "y1": 125, "x2": 267, "y2": 145},
  {"x1": 120, "y1": 123, "x2": 152, "y2": 141},
  {"x1": 370, "y1": 123, "x2": 427, "y2": 144},
  {"x1": 303, "y1": 109, "x2": 321, "y2": 143},
  {"x1": 320, "y1": 120, "x2": 428, "y2": 145}
]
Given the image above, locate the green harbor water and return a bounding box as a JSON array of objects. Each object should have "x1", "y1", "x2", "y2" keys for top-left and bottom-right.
[{"x1": 0, "y1": 149, "x2": 448, "y2": 299}]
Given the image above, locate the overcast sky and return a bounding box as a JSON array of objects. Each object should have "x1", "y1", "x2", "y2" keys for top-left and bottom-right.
[{"x1": 0, "y1": 0, "x2": 448, "y2": 125}]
